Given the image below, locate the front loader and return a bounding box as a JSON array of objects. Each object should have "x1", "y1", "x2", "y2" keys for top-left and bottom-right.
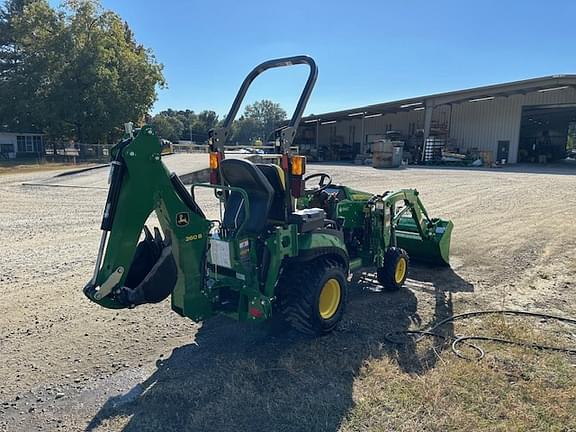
[{"x1": 83, "y1": 55, "x2": 453, "y2": 336}]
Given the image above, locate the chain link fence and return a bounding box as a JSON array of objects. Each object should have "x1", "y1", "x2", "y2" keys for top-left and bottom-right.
[
  {"x1": 44, "y1": 143, "x2": 113, "y2": 163},
  {"x1": 42, "y1": 142, "x2": 299, "y2": 163}
]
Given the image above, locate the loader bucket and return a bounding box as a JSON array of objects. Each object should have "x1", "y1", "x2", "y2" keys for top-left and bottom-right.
[{"x1": 395, "y1": 217, "x2": 453, "y2": 266}]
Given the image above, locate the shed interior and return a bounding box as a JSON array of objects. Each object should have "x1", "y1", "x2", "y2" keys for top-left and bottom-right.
[{"x1": 519, "y1": 104, "x2": 576, "y2": 162}]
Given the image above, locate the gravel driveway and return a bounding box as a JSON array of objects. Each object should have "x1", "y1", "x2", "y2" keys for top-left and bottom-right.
[{"x1": 1, "y1": 162, "x2": 575, "y2": 431}]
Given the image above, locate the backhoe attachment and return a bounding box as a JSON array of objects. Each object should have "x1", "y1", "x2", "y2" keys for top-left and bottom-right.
[{"x1": 83, "y1": 125, "x2": 210, "y2": 315}]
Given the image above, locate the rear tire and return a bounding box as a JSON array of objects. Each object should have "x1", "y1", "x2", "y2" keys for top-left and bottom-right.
[
  {"x1": 278, "y1": 258, "x2": 348, "y2": 336},
  {"x1": 377, "y1": 247, "x2": 409, "y2": 291}
]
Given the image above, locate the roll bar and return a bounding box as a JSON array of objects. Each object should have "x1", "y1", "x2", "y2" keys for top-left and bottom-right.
[{"x1": 209, "y1": 55, "x2": 318, "y2": 152}]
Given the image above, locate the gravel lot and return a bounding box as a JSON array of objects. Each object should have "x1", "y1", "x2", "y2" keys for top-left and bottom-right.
[{"x1": 1, "y1": 161, "x2": 575, "y2": 431}]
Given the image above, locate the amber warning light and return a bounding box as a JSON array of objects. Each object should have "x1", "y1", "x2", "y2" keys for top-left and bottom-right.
[
  {"x1": 209, "y1": 152, "x2": 219, "y2": 170},
  {"x1": 290, "y1": 156, "x2": 306, "y2": 176},
  {"x1": 209, "y1": 152, "x2": 221, "y2": 184}
]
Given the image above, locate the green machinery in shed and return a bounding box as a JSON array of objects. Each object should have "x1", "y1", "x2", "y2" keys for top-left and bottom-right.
[{"x1": 83, "y1": 56, "x2": 453, "y2": 335}]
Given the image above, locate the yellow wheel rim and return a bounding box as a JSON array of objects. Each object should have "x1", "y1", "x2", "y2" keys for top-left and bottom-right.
[
  {"x1": 319, "y1": 278, "x2": 341, "y2": 319},
  {"x1": 394, "y1": 257, "x2": 407, "y2": 284}
]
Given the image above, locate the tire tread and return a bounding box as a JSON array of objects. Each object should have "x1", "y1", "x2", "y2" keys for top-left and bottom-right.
[{"x1": 278, "y1": 257, "x2": 347, "y2": 336}]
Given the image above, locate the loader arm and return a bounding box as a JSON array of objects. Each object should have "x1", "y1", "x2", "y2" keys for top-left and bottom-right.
[
  {"x1": 84, "y1": 126, "x2": 211, "y2": 316},
  {"x1": 362, "y1": 188, "x2": 452, "y2": 267},
  {"x1": 380, "y1": 189, "x2": 433, "y2": 241},
  {"x1": 381, "y1": 189, "x2": 453, "y2": 266}
]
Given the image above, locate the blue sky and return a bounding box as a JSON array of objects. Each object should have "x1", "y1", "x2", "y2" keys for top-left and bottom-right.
[{"x1": 48, "y1": 1, "x2": 576, "y2": 117}]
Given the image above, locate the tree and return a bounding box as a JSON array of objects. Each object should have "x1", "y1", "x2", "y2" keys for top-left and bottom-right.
[
  {"x1": 0, "y1": 0, "x2": 41, "y2": 80},
  {"x1": 150, "y1": 101, "x2": 286, "y2": 144},
  {"x1": 230, "y1": 99, "x2": 287, "y2": 144},
  {"x1": 231, "y1": 116, "x2": 259, "y2": 144},
  {"x1": 191, "y1": 110, "x2": 218, "y2": 141},
  {"x1": 152, "y1": 114, "x2": 184, "y2": 142},
  {"x1": 0, "y1": 0, "x2": 165, "y2": 143},
  {"x1": 151, "y1": 109, "x2": 219, "y2": 143},
  {"x1": 0, "y1": 0, "x2": 62, "y2": 132}
]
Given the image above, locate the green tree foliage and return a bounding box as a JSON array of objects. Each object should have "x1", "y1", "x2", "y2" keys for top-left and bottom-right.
[
  {"x1": 0, "y1": 0, "x2": 39, "y2": 79},
  {"x1": 231, "y1": 99, "x2": 287, "y2": 144},
  {"x1": 152, "y1": 114, "x2": 184, "y2": 143},
  {"x1": 195, "y1": 110, "x2": 219, "y2": 139},
  {"x1": 231, "y1": 116, "x2": 259, "y2": 144},
  {"x1": 151, "y1": 101, "x2": 286, "y2": 145},
  {"x1": 0, "y1": 0, "x2": 164, "y2": 143},
  {"x1": 151, "y1": 109, "x2": 219, "y2": 143},
  {"x1": 0, "y1": 0, "x2": 62, "y2": 132}
]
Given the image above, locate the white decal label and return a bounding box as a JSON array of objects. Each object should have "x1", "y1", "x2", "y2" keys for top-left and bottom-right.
[{"x1": 210, "y1": 239, "x2": 232, "y2": 269}]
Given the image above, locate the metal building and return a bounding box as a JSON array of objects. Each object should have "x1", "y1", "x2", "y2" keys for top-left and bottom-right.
[{"x1": 296, "y1": 75, "x2": 576, "y2": 164}]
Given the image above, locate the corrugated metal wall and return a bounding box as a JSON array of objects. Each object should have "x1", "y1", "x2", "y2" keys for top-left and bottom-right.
[
  {"x1": 316, "y1": 87, "x2": 576, "y2": 162},
  {"x1": 317, "y1": 108, "x2": 449, "y2": 146},
  {"x1": 448, "y1": 87, "x2": 576, "y2": 163}
]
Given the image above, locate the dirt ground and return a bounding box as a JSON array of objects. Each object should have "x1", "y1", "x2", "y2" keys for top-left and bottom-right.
[{"x1": 1, "y1": 162, "x2": 575, "y2": 431}]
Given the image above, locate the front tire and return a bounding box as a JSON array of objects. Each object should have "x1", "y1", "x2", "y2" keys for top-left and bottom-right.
[
  {"x1": 278, "y1": 258, "x2": 348, "y2": 336},
  {"x1": 377, "y1": 247, "x2": 409, "y2": 291}
]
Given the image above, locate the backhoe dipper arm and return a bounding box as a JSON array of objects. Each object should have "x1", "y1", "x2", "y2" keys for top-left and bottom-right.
[{"x1": 83, "y1": 126, "x2": 210, "y2": 312}]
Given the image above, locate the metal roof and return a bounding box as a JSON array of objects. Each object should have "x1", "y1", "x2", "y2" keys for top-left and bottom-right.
[{"x1": 302, "y1": 74, "x2": 576, "y2": 122}]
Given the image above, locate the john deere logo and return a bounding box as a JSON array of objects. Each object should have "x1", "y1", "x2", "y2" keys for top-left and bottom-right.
[{"x1": 176, "y1": 212, "x2": 189, "y2": 227}]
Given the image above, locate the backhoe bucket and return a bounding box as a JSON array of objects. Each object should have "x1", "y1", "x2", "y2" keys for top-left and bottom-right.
[
  {"x1": 115, "y1": 226, "x2": 178, "y2": 306},
  {"x1": 395, "y1": 217, "x2": 453, "y2": 266}
]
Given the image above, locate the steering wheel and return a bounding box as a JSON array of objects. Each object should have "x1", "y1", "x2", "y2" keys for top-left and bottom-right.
[{"x1": 303, "y1": 173, "x2": 332, "y2": 196}]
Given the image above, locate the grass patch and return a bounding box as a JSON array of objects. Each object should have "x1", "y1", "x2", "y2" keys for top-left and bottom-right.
[
  {"x1": 346, "y1": 351, "x2": 575, "y2": 431},
  {"x1": 88, "y1": 316, "x2": 576, "y2": 432},
  {"x1": 0, "y1": 160, "x2": 95, "y2": 175},
  {"x1": 343, "y1": 316, "x2": 576, "y2": 431}
]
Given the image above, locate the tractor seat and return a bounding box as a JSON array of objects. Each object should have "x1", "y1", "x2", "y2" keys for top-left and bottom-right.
[
  {"x1": 220, "y1": 158, "x2": 274, "y2": 235},
  {"x1": 257, "y1": 164, "x2": 286, "y2": 222}
]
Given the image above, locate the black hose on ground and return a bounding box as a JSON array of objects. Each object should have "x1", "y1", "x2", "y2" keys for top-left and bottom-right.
[{"x1": 384, "y1": 310, "x2": 576, "y2": 360}]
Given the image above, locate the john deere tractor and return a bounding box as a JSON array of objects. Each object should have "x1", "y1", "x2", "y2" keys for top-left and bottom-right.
[{"x1": 83, "y1": 56, "x2": 453, "y2": 336}]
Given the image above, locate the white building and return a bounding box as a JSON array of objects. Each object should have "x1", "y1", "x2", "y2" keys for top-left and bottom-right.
[
  {"x1": 296, "y1": 75, "x2": 576, "y2": 163},
  {"x1": 0, "y1": 132, "x2": 45, "y2": 159}
]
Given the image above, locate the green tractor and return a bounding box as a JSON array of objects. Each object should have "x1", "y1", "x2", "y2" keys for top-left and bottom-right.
[{"x1": 83, "y1": 56, "x2": 453, "y2": 336}]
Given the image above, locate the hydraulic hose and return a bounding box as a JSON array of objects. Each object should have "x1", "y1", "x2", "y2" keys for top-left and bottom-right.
[
  {"x1": 101, "y1": 160, "x2": 124, "y2": 231},
  {"x1": 384, "y1": 309, "x2": 576, "y2": 361}
]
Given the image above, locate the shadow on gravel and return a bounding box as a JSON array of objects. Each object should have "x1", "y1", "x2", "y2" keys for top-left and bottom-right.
[{"x1": 86, "y1": 266, "x2": 473, "y2": 432}]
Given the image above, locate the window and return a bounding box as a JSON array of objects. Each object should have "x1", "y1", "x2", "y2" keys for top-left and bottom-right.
[
  {"x1": 16, "y1": 135, "x2": 42, "y2": 153},
  {"x1": 1, "y1": 144, "x2": 13, "y2": 154},
  {"x1": 33, "y1": 136, "x2": 42, "y2": 152},
  {"x1": 17, "y1": 136, "x2": 25, "y2": 152}
]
